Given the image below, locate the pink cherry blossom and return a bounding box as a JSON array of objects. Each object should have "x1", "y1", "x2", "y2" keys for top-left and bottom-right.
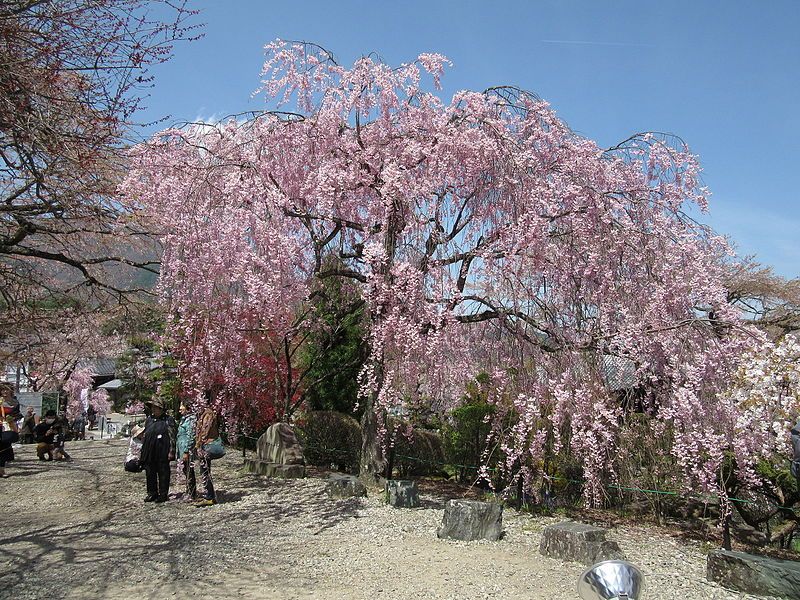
[{"x1": 120, "y1": 41, "x2": 778, "y2": 505}]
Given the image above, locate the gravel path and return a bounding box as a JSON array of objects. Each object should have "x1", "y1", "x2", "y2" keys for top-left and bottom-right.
[{"x1": 0, "y1": 439, "x2": 776, "y2": 599}]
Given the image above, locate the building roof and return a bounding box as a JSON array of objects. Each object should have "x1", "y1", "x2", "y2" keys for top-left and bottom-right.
[
  {"x1": 98, "y1": 378, "x2": 124, "y2": 390},
  {"x1": 76, "y1": 358, "x2": 117, "y2": 378}
]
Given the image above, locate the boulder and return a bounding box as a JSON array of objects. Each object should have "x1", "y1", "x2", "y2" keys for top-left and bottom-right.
[
  {"x1": 386, "y1": 480, "x2": 420, "y2": 508},
  {"x1": 539, "y1": 521, "x2": 625, "y2": 565},
  {"x1": 257, "y1": 423, "x2": 305, "y2": 465},
  {"x1": 244, "y1": 423, "x2": 306, "y2": 478},
  {"x1": 326, "y1": 473, "x2": 367, "y2": 499},
  {"x1": 707, "y1": 550, "x2": 800, "y2": 599},
  {"x1": 437, "y1": 499, "x2": 503, "y2": 541}
]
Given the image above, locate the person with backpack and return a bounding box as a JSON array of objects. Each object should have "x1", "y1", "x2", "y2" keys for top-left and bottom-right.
[
  {"x1": 124, "y1": 424, "x2": 145, "y2": 473},
  {"x1": 139, "y1": 398, "x2": 176, "y2": 503},
  {"x1": 193, "y1": 404, "x2": 221, "y2": 507}
]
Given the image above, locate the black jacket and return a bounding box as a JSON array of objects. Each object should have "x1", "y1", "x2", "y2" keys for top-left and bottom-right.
[
  {"x1": 140, "y1": 414, "x2": 176, "y2": 465},
  {"x1": 34, "y1": 421, "x2": 59, "y2": 444}
]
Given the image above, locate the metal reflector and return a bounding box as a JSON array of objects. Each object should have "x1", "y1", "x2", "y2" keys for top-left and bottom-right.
[{"x1": 577, "y1": 560, "x2": 645, "y2": 600}]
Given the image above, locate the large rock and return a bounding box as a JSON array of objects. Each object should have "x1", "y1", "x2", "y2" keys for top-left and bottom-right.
[
  {"x1": 244, "y1": 423, "x2": 306, "y2": 478},
  {"x1": 386, "y1": 480, "x2": 420, "y2": 508},
  {"x1": 437, "y1": 499, "x2": 503, "y2": 541},
  {"x1": 707, "y1": 549, "x2": 800, "y2": 599},
  {"x1": 257, "y1": 423, "x2": 305, "y2": 464},
  {"x1": 539, "y1": 521, "x2": 625, "y2": 565},
  {"x1": 326, "y1": 473, "x2": 367, "y2": 499}
]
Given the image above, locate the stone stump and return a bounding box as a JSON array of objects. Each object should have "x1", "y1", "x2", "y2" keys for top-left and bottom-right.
[
  {"x1": 539, "y1": 521, "x2": 624, "y2": 565},
  {"x1": 707, "y1": 549, "x2": 800, "y2": 599},
  {"x1": 437, "y1": 499, "x2": 503, "y2": 541},
  {"x1": 326, "y1": 473, "x2": 367, "y2": 499},
  {"x1": 243, "y1": 422, "x2": 305, "y2": 478},
  {"x1": 386, "y1": 480, "x2": 420, "y2": 508}
]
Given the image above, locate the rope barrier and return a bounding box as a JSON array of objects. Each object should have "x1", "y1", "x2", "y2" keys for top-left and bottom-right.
[{"x1": 234, "y1": 433, "x2": 800, "y2": 515}]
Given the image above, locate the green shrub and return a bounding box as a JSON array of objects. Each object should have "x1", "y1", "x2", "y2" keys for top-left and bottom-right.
[
  {"x1": 442, "y1": 388, "x2": 495, "y2": 483},
  {"x1": 295, "y1": 410, "x2": 362, "y2": 474},
  {"x1": 391, "y1": 427, "x2": 446, "y2": 477}
]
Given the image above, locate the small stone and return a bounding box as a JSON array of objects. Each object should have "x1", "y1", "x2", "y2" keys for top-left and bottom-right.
[
  {"x1": 385, "y1": 480, "x2": 420, "y2": 508},
  {"x1": 325, "y1": 473, "x2": 367, "y2": 499}
]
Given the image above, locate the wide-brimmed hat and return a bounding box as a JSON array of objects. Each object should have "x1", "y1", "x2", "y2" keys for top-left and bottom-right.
[
  {"x1": 146, "y1": 398, "x2": 166, "y2": 409},
  {"x1": 130, "y1": 424, "x2": 145, "y2": 438}
]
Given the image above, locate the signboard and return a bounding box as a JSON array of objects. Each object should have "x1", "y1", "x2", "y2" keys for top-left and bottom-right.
[
  {"x1": 17, "y1": 391, "x2": 60, "y2": 416},
  {"x1": 16, "y1": 391, "x2": 42, "y2": 415}
]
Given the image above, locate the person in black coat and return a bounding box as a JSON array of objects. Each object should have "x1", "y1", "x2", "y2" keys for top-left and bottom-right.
[
  {"x1": 34, "y1": 410, "x2": 66, "y2": 461},
  {"x1": 139, "y1": 398, "x2": 176, "y2": 503}
]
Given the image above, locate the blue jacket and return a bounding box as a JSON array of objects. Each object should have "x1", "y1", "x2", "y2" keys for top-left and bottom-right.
[{"x1": 176, "y1": 414, "x2": 196, "y2": 457}]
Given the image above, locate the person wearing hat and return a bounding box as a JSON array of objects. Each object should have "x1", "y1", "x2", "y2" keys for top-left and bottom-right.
[
  {"x1": 19, "y1": 406, "x2": 39, "y2": 444},
  {"x1": 124, "y1": 424, "x2": 146, "y2": 472},
  {"x1": 139, "y1": 398, "x2": 176, "y2": 503}
]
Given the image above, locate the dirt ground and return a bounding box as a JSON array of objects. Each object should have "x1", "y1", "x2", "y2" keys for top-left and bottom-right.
[{"x1": 0, "y1": 438, "x2": 773, "y2": 599}]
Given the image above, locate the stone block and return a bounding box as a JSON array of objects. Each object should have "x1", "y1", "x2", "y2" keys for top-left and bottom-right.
[
  {"x1": 385, "y1": 480, "x2": 420, "y2": 508},
  {"x1": 437, "y1": 499, "x2": 503, "y2": 541},
  {"x1": 256, "y1": 423, "x2": 305, "y2": 465},
  {"x1": 707, "y1": 549, "x2": 800, "y2": 599},
  {"x1": 326, "y1": 473, "x2": 367, "y2": 499},
  {"x1": 243, "y1": 458, "x2": 305, "y2": 478},
  {"x1": 539, "y1": 521, "x2": 625, "y2": 565}
]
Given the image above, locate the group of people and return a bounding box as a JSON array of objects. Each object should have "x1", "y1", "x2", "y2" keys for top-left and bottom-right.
[
  {"x1": 1, "y1": 385, "x2": 74, "y2": 477},
  {"x1": 1, "y1": 405, "x2": 73, "y2": 477},
  {"x1": 126, "y1": 397, "x2": 222, "y2": 507},
  {"x1": 2, "y1": 383, "x2": 225, "y2": 504},
  {"x1": 70, "y1": 405, "x2": 98, "y2": 441}
]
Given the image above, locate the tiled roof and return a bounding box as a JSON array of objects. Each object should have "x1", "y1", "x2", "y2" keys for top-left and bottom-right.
[{"x1": 76, "y1": 357, "x2": 117, "y2": 377}]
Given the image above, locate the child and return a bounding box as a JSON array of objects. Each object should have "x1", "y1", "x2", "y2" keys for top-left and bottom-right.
[{"x1": 125, "y1": 424, "x2": 145, "y2": 472}]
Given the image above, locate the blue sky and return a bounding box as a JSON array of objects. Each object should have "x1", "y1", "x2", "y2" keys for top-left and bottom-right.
[{"x1": 141, "y1": 0, "x2": 799, "y2": 278}]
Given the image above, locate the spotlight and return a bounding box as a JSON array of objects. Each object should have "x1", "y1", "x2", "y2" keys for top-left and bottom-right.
[{"x1": 577, "y1": 560, "x2": 645, "y2": 600}]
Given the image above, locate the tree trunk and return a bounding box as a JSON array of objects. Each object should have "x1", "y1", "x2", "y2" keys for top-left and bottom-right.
[
  {"x1": 358, "y1": 197, "x2": 401, "y2": 487},
  {"x1": 386, "y1": 445, "x2": 395, "y2": 480},
  {"x1": 722, "y1": 512, "x2": 732, "y2": 551},
  {"x1": 359, "y1": 393, "x2": 387, "y2": 487}
]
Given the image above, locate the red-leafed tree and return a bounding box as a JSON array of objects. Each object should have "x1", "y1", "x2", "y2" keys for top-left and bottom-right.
[{"x1": 169, "y1": 285, "x2": 363, "y2": 434}]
